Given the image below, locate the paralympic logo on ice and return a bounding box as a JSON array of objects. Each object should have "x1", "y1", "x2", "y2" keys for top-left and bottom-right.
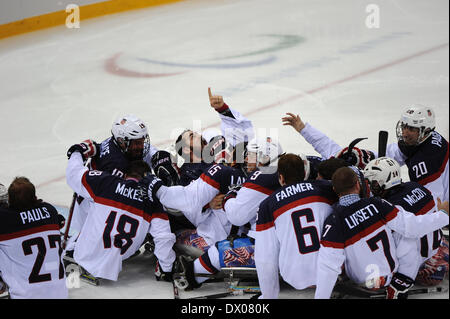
[{"x1": 104, "y1": 34, "x2": 305, "y2": 78}]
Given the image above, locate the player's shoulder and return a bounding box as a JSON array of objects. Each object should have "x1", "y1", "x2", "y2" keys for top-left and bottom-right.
[
  {"x1": 272, "y1": 179, "x2": 336, "y2": 204},
  {"x1": 83, "y1": 168, "x2": 119, "y2": 186},
  {"x1": 420, "y1": 131, "x2": 448, "y2": 155},
  {"x1": 39, "y1": 201, "x2": 59, "y2": 215},
  {"x1": 202, "y1": 163, "x2": 246, "y2": 190},
  {"x1": 93, "y1": 137, "x2": 128, "y2": 173},
  {"x1": 256, "y1": 194, "x2": 276, "y2": 228},
  {"x1": 243, "y1": 170, "x2": 279, "y2": 193},
  {"x1": 204, "y1": 163, "x2": 241, "y2": 176},
  {"x1": 0, "y1": 201, "x2": 61, "y2": 236},
  {"x1": 386, "y1": 182, "x2": 434, "y2": 213},
  {"x1": 0, "y1": 206, "x2": 19, "y2": 234}
]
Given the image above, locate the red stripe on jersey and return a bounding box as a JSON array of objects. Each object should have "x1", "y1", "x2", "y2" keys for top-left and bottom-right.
[
  {"x1": 321, "y1": 240, "x2": 344, "y2": 249},
  {"x1": 150, "y1": 212, "x2": 169, "y2": 222},
  {"x1": 0, "y1": 224, "x2": 59, "y2": 241},
  {"x1": 418, "y1": 145, "x2": 449, "y2": 186},
  {"x1": 344, "y1": 207, "x2": 399, "y2": 247},
  {"x1": 215, "y1": 103, "x2": 230, "y2": 114},
  {"x1": 82, "y1": 171, "x2": 96, "y2": 199},
  {"x1": 200, "y1": 174, "x2": 220, "y2": 190},
  {"x1": 256, "y1": 221, "x2": 274, "y2": 232},
  {"x1": 272, "y1": 196, "x2": 334, "y2": 222},
  {"x1": 243, "y1": 182, "x2": 273, "y2": 195},
  {"x1": 199, "y1": 255, "x2": 216, "y2": 274},
  {"x1": 416, "y1": 200, "x2": 435, "y2": 216},
  {"x1": 94, "y1": 196, "x2": 147, "y2": 220},
  {"x1": 384, "y1": 206, "x2": 399, "y2": 223},
  {"x1": 82, "y1": 172, "x2": 150, "y2": 220}
]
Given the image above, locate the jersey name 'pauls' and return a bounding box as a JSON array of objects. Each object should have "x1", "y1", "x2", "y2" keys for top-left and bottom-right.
[
  {"x1": 115, "y1": 182, "x2": 143, "y2": 202},
  {"x1": 20, "y1": 207, "x2": 51, "y2": 224}
]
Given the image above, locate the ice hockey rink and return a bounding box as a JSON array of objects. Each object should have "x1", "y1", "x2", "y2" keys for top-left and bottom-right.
[{"x1": 0, "y1": 0, "x2": 448, "y2": 300}]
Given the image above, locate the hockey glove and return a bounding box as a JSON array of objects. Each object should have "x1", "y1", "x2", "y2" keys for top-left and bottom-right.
[
  {"x1": 386, "y1": 272, "x2": 414, "y2": 299},
  {"x1": 67, "y1": 139, "x2": 98, "y2": 161},
  {"x1": 57, "y1": 214, "x2": 66, "y2": 229},
  {"x1": 155, "y1": 260, "x2": 173, "y2": 282},
  {"x1": 151, "y1": 150, "x2": 179, "y2": 186},
  {"x1": 335, "y1": 147, "x2": 375, "y2": 170},
  {"x1": 140, "y1": 174, "x2": 163, "y2": 202},
  {"x1": 222, "y1": 185, "x2": 242, "y2": 209},
  {"x1": 250, "y1": 292, "x2": 262, "y2": 299},
  {"x1": 206, "y1": 135, "x2": 233, "y2": 165}
]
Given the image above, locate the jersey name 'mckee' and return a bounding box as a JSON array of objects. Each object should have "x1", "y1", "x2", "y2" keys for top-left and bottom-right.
[
  {"x1": 115, "y1": 182, "x2": 143, "y2": 202},
  {"x1": 19, "y1": 207, "x2": 51, "y2": 224},
  {"x1": 344, "y1": 204, "x2": 380, "y2": 229},
  {"x1": 275, "y1": 183, "x2": 314, "y2": 202}
]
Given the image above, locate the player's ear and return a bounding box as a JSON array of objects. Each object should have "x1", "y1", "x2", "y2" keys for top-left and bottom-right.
[{"x1": 278, "y1": 173, "x2": 286, "y2": 186}]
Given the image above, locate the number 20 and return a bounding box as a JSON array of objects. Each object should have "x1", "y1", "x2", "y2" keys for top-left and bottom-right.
[{"x1": 412, "y1": 162, "x2": 427, "y2": 179}]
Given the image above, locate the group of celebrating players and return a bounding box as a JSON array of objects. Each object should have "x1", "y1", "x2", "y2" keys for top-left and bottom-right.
[{"x1": 0, "y1": 87, "x2": 448, "y2": 299}]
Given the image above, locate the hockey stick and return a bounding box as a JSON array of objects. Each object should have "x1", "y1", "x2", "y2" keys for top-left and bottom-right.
[
  {"x1": 332, "y1": 283, "x2": 448, "y2": 299},
  {"x1": 188, "y1": 290, "x2": 260, "y2": 299},
  {"x1": 173, "y1": 281, "x2": 180, "y2": 299},
  {"x1": 348, "y1": 137, "x2": 368, "y2": 152},
  {"x1": 62, "y1": 158, "x2": 91, "y2": 249},
  {"x1": 378, "y1": 131, "x2": 389, "y2": 157},
  {"x1": 340, "y1": 137, "x2": 368, "y2": 165},
  {"x1": 369, "y1": 286, "x2": 449, "y2": 299},
  {"x1": 62, "y1": 193, "x2": 77, "y2": 250}
]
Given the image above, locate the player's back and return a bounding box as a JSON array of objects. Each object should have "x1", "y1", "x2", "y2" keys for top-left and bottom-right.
[
  {"x1": 257, "y1": 179, "x2": 337, "y2": 289},
  {"x1": 91, "y1": 137, "x2": 130, "y2": 176},
  {"x1": 74, "y1": 171, "x2": 164, "y2": 281},
  {"x1": 0, "y1": 202, "x2": 67, "y2": 299},
  {"x1": 225, "y1": 169, "x2": 280, "y2": 232},
  {"x1": 385, "y1": 182, "x2": 441, "y2": 260},
  {"x1": 323, "y1": 197, "x2": 401, "y2": 285}
]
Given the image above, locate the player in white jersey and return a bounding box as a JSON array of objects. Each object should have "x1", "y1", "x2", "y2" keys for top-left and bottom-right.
[
  {"x1": 167, "y1": 136, "x2": 284, "y2": 290},
  {"x1": 173, "y1": 141, "x2": 347, "y2": 292},
  {"x1": 255, "y1": 154, "x2": 338, "y2": 298},
  {"x1": 67, "y1": 114, "x2": 171, "y2": 248},
  {"x1": 364, "y1": 157, "x2": 448, "y2": 298},
  {"x1": 147, "y1": 161, "x2": 247, "y2": 250},
  {"x1": 314, "y1": 167, "x2": 449, "y2": 299},
  {"x1": 282, "y1": 105, "x2": 449, "y2": 202},
  {"x1": 0, "y1": 177, "x2": 67, "y2": 299},
  {"x1": 66, "y1": 148, "x2": 176, "y2": 282}
]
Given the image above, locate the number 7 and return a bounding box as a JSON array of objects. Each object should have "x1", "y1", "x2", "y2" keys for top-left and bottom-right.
[{"x1": 366, "y1": 230, "x2": 396, "y2": 272}]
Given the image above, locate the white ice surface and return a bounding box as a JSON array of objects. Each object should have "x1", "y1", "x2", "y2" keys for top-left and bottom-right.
[{"x1": 0, "y1": 0, "x2": 448, "y2": 299}]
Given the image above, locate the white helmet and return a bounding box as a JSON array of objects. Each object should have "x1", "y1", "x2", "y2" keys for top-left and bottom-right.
[
  {"x1": 246, "y1": 136, "x2": 284, "y2": 166},
  {"x1": 111, "y1": 114, "x2": 150, "y2": 157},
  {"x1": 363, "y1": 157, "x2": 402, "y2": 195},
  {"x1": 396, "y1": 105, "x2": 435, "y2": 145}
]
